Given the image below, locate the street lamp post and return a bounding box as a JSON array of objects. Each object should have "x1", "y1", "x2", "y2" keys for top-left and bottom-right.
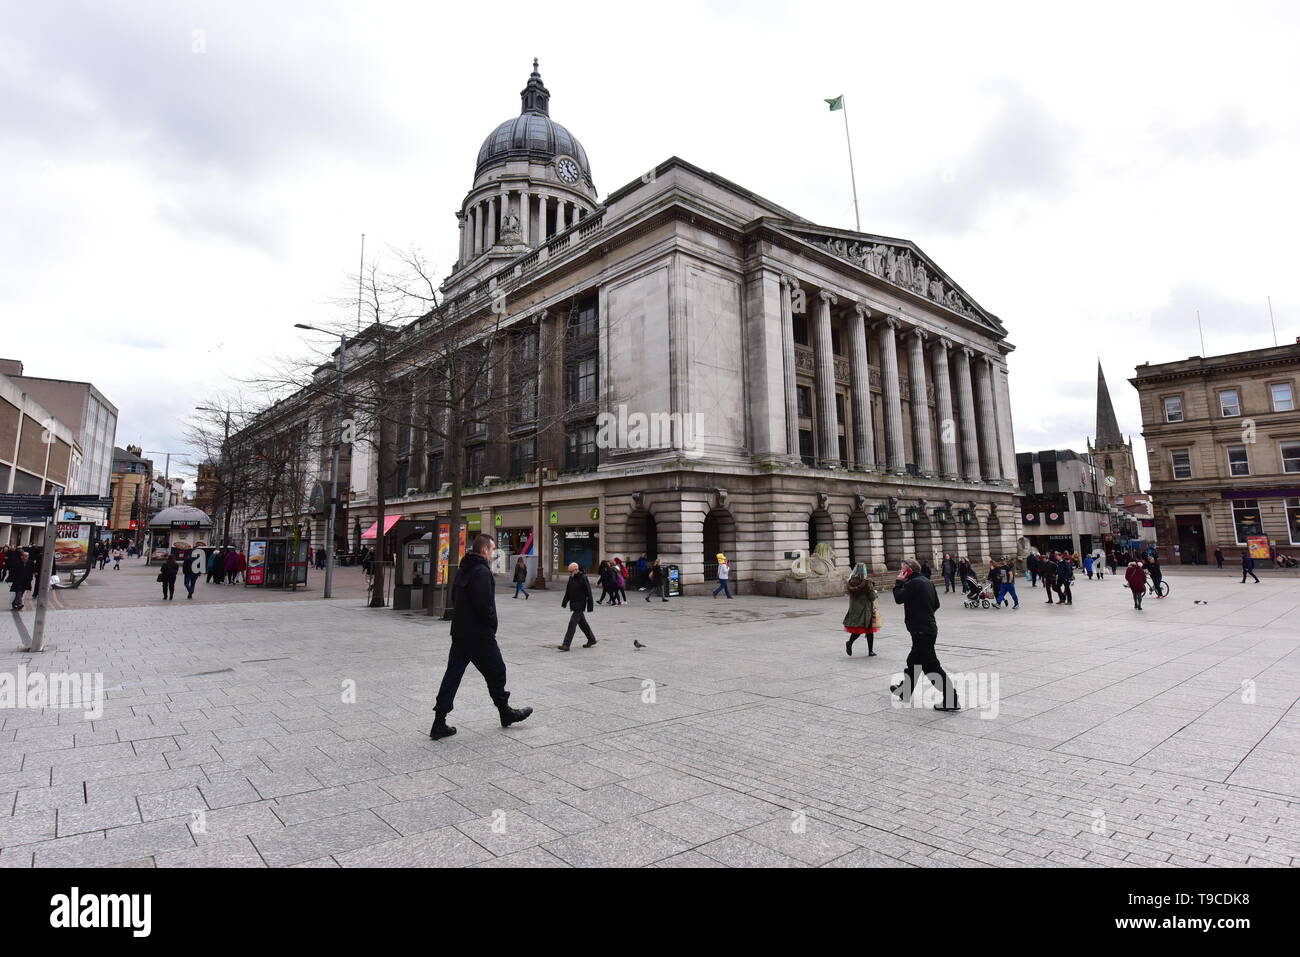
[{"x1": 295, "y1": 323, "x2": 347, "y2": 599}]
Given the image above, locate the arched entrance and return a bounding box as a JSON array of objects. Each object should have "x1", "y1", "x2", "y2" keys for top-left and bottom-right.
[
  {"x1": 849, "y1": 511, "x2": 872, "y2": 569},
  {"x1": 883, "y1": 514, "x2": 903, "y2": 569},
  {"x1": 808, "y1": 509, "x2": 834, "y2": 553},
  {"x1": 624, "y1": 509, "x2": 659, "y2": 567},
  {"x1": 987, "y1": 513, "x2": 1003, "y2": 561},
  {"x1": 702, "y1": 508, "x2": 737, "y2": 580},
  {"x1": 913, "y1": 516, "x2": 934, "y2": 568}
]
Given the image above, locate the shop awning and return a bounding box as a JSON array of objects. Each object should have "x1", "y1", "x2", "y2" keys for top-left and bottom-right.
[{"x1": 360, "y1": 514, "x2": 404, "y2": 540}]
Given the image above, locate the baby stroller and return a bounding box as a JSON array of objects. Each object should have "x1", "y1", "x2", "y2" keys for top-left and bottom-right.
[{"x1": 962, "y1": 576, "x2": 1000, "y2": 609}]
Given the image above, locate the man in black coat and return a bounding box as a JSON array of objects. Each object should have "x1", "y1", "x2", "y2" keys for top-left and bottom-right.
[
  {"x1": 558, "y1": 562, "x2": 598, "y2": 651},
  {"x1": 1241, "y1": 550, "x2": 1260, "y2": 583},
  {"x1": 430, "y1": 534, "x2": 533, "y2": 740},
  {"x1": 890, "y1": 559, "x2": 959, "y2": 711},
  {"x1": 9, "y1": 550, "x2": 33, "y2": 609}
]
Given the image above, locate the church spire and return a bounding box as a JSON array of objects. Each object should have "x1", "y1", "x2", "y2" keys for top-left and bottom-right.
[
  {"x1": 520, "y1": 58, "x2": 550, "y2": 116},
  {"x1": 1095, "y1": 361, "x2": 1124, "y2": 448}
]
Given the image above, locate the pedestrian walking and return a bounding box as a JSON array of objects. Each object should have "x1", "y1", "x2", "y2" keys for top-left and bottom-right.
[
  {"x1": 941, "y1": 553, "x2": 956, "y2": 593},
  {"x1": 1083, "y1": 554, "x2": 1094, "y2": 579},
  {"x1": 430, "y1": 534, "x2": 533, "y2": 740},
  {"x1": 994, "y1": 557, "x2": 1019, "y2": 608},
  {"x1": 612, "y1": 564, "x2": 627, "y2": 605},
  {"x1": 158, "y1": 554, "x2": 178, "y2": 600},
  {"x1": 919, "y1": 558, "x2": 933, "y2": 580},
  {"x1": 512, "y1": 556, "x2": 529, "y2": 599},
  {"x1": 1214, "y1": 547, "x2": 1224, "y2": 569},
  {"x1": 111, "y1": 547, "x2": 123, "y2": 570},
  {"x1": 182, "y1": 554, "x2": 200, "y2": 599},
  {"x1": 8, "y1": 550, "x2": 32, "y2": 609},
  {"x1": 636, "y1": 554, "x2": 648, "y2": 590},
  {"x1": 712, "y1": 553, "x2": 733, "y2": 598},
  {"x1": 1125, "y1": 561, "x2": 1147, "y2": 609},
  {"x1": 890, "y1": 559, "x2": 959, "y2": 711},
  {"x1": 557, "y1": 562, "x2": 598, "y2": 651},
  {"x1": 225, "y1": 549, "x2": 240, "y2": 584},
  {"x1": 600, "y1": 561, "x2": 616, "y2": 605},
  {"x1": 206, "y1": 548, "x2": 221, "y2": 583},
  {"x1": 843, "y1": 563, "x2": 878, "y2": 657},
  {"x1": 1039, "y1": 552, "x2": 1058, "y2": 603},
  {"x1": 1055, "y1": 553, "x2": 1074, "y2": 605},
  {"x1": 1241, "y1": 550, "x2": 1260, "y2": 583},
  {"x1": 644, "y1": 559, "x2": 669, "y2": 602}
]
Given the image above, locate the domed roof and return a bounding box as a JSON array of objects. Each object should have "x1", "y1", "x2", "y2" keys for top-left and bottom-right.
[
  {"x1": 475, "y1": 60, "x2": 591, "y2": 181},
  {"x1": 147, "y1": 504, "x2": 213, "y2": 527}
]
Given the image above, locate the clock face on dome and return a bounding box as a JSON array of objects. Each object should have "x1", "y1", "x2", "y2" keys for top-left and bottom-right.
[{"x1": 556, "y1": 157, "x2": 580, "y2": 184}]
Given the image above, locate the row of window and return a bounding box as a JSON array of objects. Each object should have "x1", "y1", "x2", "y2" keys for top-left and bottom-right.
[
  {"x1": 1163, "y1": 382, "x2": 1295, "y2": 422},
  {"x1": 1168, "y1": 440, "x2": 1300, "y2": 479},
  {"x1": 1231, "y1": 498, "x2": 1300, "y2": 545}
]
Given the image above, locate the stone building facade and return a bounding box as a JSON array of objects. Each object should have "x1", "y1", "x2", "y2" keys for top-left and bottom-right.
[
  {"x1": 1132, "y1": 341, "x2": 1300, "y2": 564},
  {"x1": 239, "y1": 63, "x2": 1023, "y2": 594}
]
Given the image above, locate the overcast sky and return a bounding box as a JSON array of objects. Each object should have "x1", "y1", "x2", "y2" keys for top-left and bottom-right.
[{"x1": 4, "y1": 0, "x2": 1297, "y2": 489}]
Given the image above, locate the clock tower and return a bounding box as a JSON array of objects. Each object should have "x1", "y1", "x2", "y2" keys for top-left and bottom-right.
[{"x1": 447, "y1": 59, "x2": 599, "y2": 296}]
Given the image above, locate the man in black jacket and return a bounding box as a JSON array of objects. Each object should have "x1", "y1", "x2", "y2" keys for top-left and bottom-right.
[
  {"x1": 890, "y1": 559, "x2": 959, "y2": 711},
  {"x1": 558, "y1": 562, "x2": 598, "y2": 651},
  {"x1": 430, "y1": 535, "x2": 533, "y2": 740}
]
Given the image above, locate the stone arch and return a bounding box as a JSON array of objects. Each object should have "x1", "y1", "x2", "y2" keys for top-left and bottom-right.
[
  {"x1": 849, "y1": 511, "x2": 872, "y2": 570},
  {"x1": 808, "y1": 509, "x2": 834, "y2": 553},
  {"x1": 624, "y1": 507, "x2": 659, "y2": 565},
  {"x1": 987, "y1": 509, "x2": 1004, "y2": 562}
]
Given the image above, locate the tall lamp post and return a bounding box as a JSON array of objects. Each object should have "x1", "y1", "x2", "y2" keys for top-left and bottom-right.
[{"x1": 294, "y1": 323, "x2": 347, "y2": 599}]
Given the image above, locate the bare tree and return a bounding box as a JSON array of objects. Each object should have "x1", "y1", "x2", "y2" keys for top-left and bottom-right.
[{"x1": 184, "y1": 395, "x2": 256, "y2": 547}]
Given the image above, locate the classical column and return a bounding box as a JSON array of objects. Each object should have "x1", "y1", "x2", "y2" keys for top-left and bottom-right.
[
  {"x1": 457, "y1": 214, "x2": 466, "y2": 263},
  {"x1": 537, "y1": 194, "x2": 549, "y2": 240},
  {"x1": 877, "y1": 316, "x2": 905, "y2": 473},
  {"x1": 486, "y1": 195, "x2": 497, "y2": 248},
  {"x1": 931, "y1": 338, "x2": 960, "y2": 479},
  {"x1": 849, "y1": 304, "x2": 875, "y2": 470},
  {"x1": 470, "y1": 205, "x2": 480, "y2": 256},
  {"x1": 953, "y1": 347, "x2": 981, "y2": 482},
  {"x1": 974, "y1": 354, "x2": 1000, "y2": 482},
  {"x1": 814, "y1": 291, "x2": 840, "y2": 467},
  {"x1": 520, "y1": 189, "x2": 530, "y2": 246},
  {"x1": 779, "y1": 276, "x2": 799, "y2": 461},
  {"x1": 907, "y1": 328, "x2": 936, "y2": 475}
]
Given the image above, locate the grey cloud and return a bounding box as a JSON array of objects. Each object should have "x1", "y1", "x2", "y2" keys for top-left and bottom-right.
[
  {"x1": 1148, "y1": 107, "x2": 1266, "y2": 162},
  {"x1": 869, "y1": 79, "x2": 1076, "y2": 234}
]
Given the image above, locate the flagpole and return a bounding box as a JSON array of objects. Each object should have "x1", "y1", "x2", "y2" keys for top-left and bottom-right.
[{"x1": 841, "y1": 96, "x2": 861, "y2": 232}]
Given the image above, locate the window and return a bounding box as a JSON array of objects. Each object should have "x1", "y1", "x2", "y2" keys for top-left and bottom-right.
[
  {"x1": 464, "y1": 446, "x2": 485, "y2": 486},
  {"x1": 565, "y1": 422, "x2": 597, "y2": 472},
  {"x1": 425, "y1": 451, "x2": 443, "y2": 491},
  {"x1": 799, "y1": 429, "x2": 815, "y2": 466},
  {"x1": 797, "y1": 385, "x2": 812, "y2": 418},
  {"x1": 831, "y1": 328, "x2": 842, "y2": 356},
  {"x1": 1163, "y1": 396, "x2": 1183, "y2": 423},
  {"x1": 1231, "y1": 499, "x2": 1262, "y2": 544},
  {"x1": 1170, "y1": 448, "x2": 1192, "y2": 480},
  {"x1": 509, "y1": 436, "x2": 536, "y2": 479},
  {"x1": 567, "y1": 299, "x2": 598, "y2": 339},
  {"x1": 1271, "y1": 382, "x2": 1295, "y2": 412},
  {"x1": 565, "y1": 356, "x2": 597, "y2": 405},
  {"x1": 1226, "y1": 445, "x2": 1250, "y2": 476},
  {"x1": 793, "y1": 315, "x2": 809, "y2": 346},
  {"x1": 1282, "y1": 441, "x2": 1300, "y2": 474},
  {"x1": 1287, "y1": 497, "x2": 1300, "y2": 545},
  {"x1": 1219, "y1": 389, "x2": 1240, "y2": 417}
]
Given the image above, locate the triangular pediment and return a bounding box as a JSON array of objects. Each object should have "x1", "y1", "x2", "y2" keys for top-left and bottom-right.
[{"x1": 773, "y1": 223, "x2": 1004, "y2": 334}]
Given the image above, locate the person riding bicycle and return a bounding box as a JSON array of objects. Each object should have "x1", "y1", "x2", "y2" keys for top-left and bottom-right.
[{"x1": 1146, "y1": 555, "x2": 1164, "y2": 597}]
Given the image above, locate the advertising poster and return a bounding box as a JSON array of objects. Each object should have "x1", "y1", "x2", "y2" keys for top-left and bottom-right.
[
  {"x1": 437, "y1": 523, "x2": 450, "y2": 584},
  {"x1": 1247, "y1": 536, "x2": 1271, "y2": 560},
  {"x1": 54, "y1": 523, "x2": 92, "y2": 570},
  {"x1": 246, "y1": 540, "x2": 267, "y2": 585}
]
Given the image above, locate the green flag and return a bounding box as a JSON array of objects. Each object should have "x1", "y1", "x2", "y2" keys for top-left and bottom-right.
[{"x1": 825, "y1": 95, "x2": 843, "y2": 111}]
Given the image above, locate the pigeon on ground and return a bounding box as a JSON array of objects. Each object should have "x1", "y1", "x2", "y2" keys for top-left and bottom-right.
[{"x1": 633, "y1": 640, "x2": 646, "y2": 649}]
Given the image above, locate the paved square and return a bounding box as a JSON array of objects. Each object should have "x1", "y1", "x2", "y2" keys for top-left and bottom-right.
[{"x1": 2, "y1": 567, "x2": 1298, "y2": 867}]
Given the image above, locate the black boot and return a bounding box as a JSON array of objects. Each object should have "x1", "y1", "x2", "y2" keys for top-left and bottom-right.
[
  {"x1": 500, "y1": 705, "x2": 533, "y2": 728},
  {"x1": 429, "y1": 713, "x2": 456, "y2": 740}
]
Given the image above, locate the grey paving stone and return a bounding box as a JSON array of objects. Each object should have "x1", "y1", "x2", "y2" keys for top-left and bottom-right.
[
  {"x1": 543, "y1": 820, "x2": 688, "y2": 867},
  {"x1": 695, "y1": 834, "x2": 806, "y2": 868},
  {"x1": 372, "y1": 793, "x2": 479, "y2": 835},
  {"x1": 250, "y1": 810, "x2": 398, "y2": 866},
  {"x1": 559, "y1": 783, "x2": 663, "y2": 823},
  {"x1": 333, "y1": 824, "x2": 492, "y2": 868},
  {"x1": 154, "y1": 836, "x2": 267, "y2": 868},
  {"x1": 454, "y1": 810, "x2": 564, "y2": 856}
]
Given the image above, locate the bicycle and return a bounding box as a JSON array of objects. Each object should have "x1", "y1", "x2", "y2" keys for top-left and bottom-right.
[{"x1": 1146, "y1": 574, "x2": 1170, "y2": 598}]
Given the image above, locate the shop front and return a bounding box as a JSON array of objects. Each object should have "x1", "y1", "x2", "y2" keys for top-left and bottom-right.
[
  {"x1": 549, "y1": 502, "x2": 601, "y2": 573},
  {"x1": 145, "y1": 505, "x2": 214, "y2": 565}
]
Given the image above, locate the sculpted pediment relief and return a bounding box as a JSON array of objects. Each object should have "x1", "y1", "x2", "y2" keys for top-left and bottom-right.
[{"x1": 782, "y1": 228, "x2": 999, "y2": 331}]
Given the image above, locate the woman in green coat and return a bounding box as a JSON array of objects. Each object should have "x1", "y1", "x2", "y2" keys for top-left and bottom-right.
[{"x1": 843, "y1": 563, "x2": 879, "y2": 657}]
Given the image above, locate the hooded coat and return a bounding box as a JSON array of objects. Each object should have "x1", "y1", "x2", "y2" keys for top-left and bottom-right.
[{"x1": 843, "y1": 566, "x2": 877, "y2": 630}]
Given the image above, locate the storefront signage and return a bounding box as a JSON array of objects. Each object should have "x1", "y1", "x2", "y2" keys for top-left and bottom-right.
[
  {"x1": 589, "y1": 507, "x2": 599, "y2": 521},
  {"x1": 54, "y1": 523, "x2": 93, "y2": 570},
  {"x1": 246, "y1": 540, "x2": 267, "y2": 585},
  {"x1": 1247, "y1": 536, "x2": 1271, "y2": 560},
  {"x1": 549, "y1": 511, "x2": 558, "y2": 525}
]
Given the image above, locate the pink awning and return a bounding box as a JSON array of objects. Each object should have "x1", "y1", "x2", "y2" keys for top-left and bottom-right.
[{"x1": 360, "y1": 514, "x2": 404, "y2": 540}]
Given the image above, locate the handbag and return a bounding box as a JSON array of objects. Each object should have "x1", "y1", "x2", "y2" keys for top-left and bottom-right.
[
  {"x1": 156, "y1": 573, "x2": 164, "y2": 582},
  {"x1": 869, "y1": 605, "x2": 882, "y2": 632}
]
